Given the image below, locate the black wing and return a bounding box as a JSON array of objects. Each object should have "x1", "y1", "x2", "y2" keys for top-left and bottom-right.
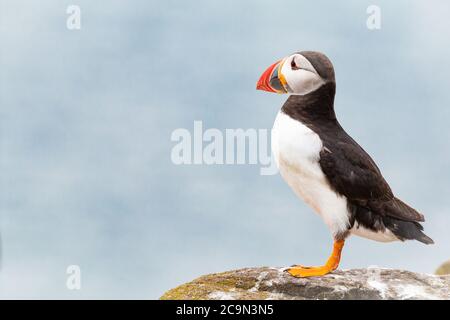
[
  {"x1": 319, "y1": 139, "x2": 392, "y2": 201},
  {"x1": 319, "y1": 135, "x2": 424, "y2": 222}
]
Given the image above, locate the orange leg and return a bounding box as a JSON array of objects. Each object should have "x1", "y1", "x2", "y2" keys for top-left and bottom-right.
[{"x1": 287, "y1": 240, "x2": 345, "y2": 277}]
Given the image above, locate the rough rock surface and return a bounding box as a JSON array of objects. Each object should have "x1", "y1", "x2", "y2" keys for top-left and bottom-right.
[
  {"x1": 161, "y1": 267, "x2": 449, "y2": 300},
  {"x1": 436, "y1": 260, "x2": 450, "y2": 276}
]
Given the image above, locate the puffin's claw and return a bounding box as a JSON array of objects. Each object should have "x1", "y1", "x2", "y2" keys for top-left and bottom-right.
[{"x1": 289, "y1": 264, "x2": 314, "y2": 269}]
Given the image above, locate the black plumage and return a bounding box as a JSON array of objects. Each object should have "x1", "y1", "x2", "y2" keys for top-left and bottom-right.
[{"x1": 281, "y1": 52, "x2": 433, "y2": 244}]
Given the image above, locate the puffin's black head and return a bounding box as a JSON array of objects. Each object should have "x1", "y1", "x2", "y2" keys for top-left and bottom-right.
[{"x1": 256, "y1": 51, "x2": 335, "y2": 95}]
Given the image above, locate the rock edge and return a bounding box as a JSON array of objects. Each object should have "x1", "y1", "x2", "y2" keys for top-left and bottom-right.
[{"x1": 161, "y1": 267, "x2": 450, "y2": 300}]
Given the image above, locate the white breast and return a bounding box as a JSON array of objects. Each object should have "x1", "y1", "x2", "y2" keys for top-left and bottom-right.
[{"x1": 271, "y1": 111, "x2": 350, "y2": 237}]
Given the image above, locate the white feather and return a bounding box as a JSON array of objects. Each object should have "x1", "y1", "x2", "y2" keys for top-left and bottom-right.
[
  {"x1": 272, "y1": 111, "x2": 350, "y2": 237},
  {"x1": 351, "y1": 223, "x2": 397, "y2": 242}
]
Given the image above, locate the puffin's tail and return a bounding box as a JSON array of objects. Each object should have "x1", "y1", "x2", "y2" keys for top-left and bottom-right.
[
  {"x1": 383, "y1": 197, "x2": 434, "y2": 245},
  {"x1": 384, "y1": 217, "x2": 434, "y2": 244}
]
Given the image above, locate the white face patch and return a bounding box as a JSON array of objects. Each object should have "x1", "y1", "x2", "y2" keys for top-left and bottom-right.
[{"x1": 280, "y1": 54, "x2": 325, "y2": 95}]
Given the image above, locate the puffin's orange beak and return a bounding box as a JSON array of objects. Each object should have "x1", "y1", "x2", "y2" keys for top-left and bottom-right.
[{"x1": 256, "y1": 59, "x2": 288, "y2": 94}]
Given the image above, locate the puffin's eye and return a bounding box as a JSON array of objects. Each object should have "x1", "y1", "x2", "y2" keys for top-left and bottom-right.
[{"x1": 291, "y1": 57, "x2": 300, "y2": 70}]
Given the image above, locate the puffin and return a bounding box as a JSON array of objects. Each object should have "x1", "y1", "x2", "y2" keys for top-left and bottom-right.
[{"x1": 256, "y1": 51, "x2": 433, "y2": 278}]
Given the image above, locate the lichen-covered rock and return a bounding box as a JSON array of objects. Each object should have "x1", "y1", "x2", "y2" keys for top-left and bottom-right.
[
  {"x1": 436, "y1": 261, "x2": 450, "y2": 276},
  {"x1": 160, "y1": 267, "x2": 450, "y2": 300}
]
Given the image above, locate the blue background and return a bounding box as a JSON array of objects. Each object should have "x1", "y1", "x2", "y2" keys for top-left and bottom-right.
[{"x1": 0, "y1": 0, "x2": 449, "y2": 298}]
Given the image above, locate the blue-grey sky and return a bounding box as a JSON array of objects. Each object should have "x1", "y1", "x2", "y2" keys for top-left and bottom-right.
[{"x1": 0, "y1": 0, "x2": 449, "y2": 299}]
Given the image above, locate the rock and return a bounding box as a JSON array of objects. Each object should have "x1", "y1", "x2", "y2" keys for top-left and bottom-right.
[
  {"x1": 436, "y1": 260, "x2": 450, "y2": 276},
  {"x1": 160, "y1": 267, "x2": 450, "y2": 300}
]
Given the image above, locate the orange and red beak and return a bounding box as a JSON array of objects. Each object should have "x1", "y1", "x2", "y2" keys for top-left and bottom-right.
[{"x1": 256, "y1": 58, "x2": 288, "y2": 94}]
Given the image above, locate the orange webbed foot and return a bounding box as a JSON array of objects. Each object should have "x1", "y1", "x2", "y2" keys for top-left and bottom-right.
[{"x1": 286, "y1": 240, "x2": 345, "y2": 278}]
